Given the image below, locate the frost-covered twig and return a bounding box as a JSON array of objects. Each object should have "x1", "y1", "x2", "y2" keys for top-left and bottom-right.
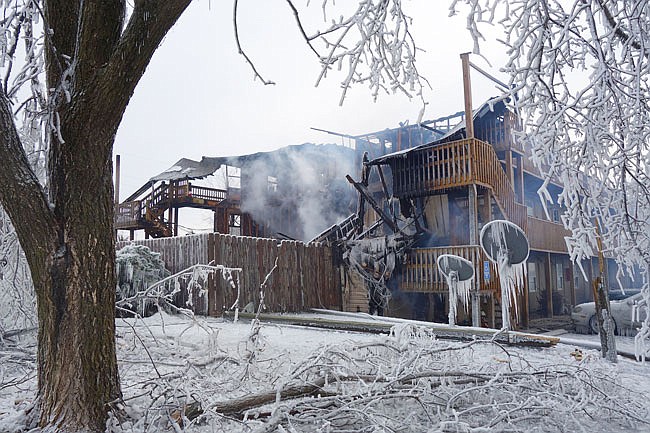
[
  {"x1": 117, "y1": 262, "x2": 242, "y2": 317},
  {"x1": 242, "y1": 1, "x2": 429, "y2": 108},
  {"x1": 455, "y1": 0, "x2": 650, "y2": 360},
  {"x1": 0, "y1": 208, "x2": 35, "y2": 333},
  {"x1": 109, "y1": 313, "x2": 650, "y2": 433}
]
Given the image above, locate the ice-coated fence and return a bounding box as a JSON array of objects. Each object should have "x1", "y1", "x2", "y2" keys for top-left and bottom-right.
[{"x1": 117, "y1": 233, "x2": 341, "y2": 315}]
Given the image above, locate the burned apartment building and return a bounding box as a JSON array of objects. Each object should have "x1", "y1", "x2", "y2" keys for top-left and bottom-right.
[
  {"x1": 115, "y1": 143, "x2": 361, "y2": 242},
  {"x1": 334, "y1": 97, "x2": 641, "y2": 329},
  {"x1": 116, "y1": 101, "x2": 639, "y2": 329}
]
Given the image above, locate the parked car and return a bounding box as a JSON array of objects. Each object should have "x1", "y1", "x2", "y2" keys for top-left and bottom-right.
[{"x1": 571, "y1": 292, "x2": 645, "y2": 335}]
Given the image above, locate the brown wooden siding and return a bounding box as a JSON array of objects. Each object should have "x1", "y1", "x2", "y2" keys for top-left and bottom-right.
[
  {"x1": 527, "y1": 216, "x2": 570, "y2": 253},
  {"x1": 116, "y1": 233, "x2": 341, "y2": 316}
]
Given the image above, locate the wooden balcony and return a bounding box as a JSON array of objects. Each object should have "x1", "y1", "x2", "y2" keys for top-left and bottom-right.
[
  {"x1": 115, "y1": 180, "x2": 228, "y2": 235},
  {"x1": 388, "y1": 138, "x2": 527, "y2": 229},
  {"x1": 526, "y1": 216, "x2": 570, "y2": 253},
  {"x1": 115, "y1": 201, "x2": 142, "y2": 229},
  {"x1": 400, "y1": 245, "x2": 499, "y2": 294}
]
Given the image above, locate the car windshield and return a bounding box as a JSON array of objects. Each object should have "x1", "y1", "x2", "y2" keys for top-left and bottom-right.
[{"x1": 609, "y1": 290, "x2": 641, "y2": 301}]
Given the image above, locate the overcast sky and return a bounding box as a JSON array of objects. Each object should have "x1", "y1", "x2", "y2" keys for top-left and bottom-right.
[{"x1": 113, "y1": 1, "x2": 507, "y2": 201}]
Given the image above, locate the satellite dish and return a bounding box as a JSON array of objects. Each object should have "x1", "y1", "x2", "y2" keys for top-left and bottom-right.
[
  {"x1": 480, "y1": 220, "x2": 529, "y2": 265},
  {"x1": 479, "y1": 220, "x2": 529, "y2": 330},
  {"x1": 437, "y1": 254, "x2": 474, "y2": 282},
  {"x1": 437, "y1": 254, "x2": 474, "y2": 326}
]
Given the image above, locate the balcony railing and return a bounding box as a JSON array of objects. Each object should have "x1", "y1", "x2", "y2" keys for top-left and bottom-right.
[
  {"x1": 389, "y1": 138, "x2": 527, "y2": 230},
  {"x1": 400, "y1": 245, "x2": 500, "y2": 294},
  {"x1": 115, "y1": 201, "x2": 142, "y2": 228},
  {"x1": 115, "y1": 180, "x2": 228, "y2": 233}
]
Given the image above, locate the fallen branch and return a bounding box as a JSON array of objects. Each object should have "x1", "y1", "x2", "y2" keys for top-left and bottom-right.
[{"x1": 213, "y1": 378, "x2": 326, "y2": 418}]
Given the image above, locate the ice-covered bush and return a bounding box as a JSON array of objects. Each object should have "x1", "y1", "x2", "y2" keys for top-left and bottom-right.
[
  {"x1": 116, "y1": 244, "x2": 169, "y2": 317},
  {"x1": 0, "y1": 209, "x2": 35, "y2": 335}
]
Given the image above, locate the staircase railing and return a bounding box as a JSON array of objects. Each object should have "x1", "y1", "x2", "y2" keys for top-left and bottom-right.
[{"x1": 470, "y1": 139, "x2": 527, "y2": 230}]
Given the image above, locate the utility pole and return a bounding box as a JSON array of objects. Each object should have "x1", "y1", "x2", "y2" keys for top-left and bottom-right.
[{"x1": 594, "y1": 219, "x2": 617, "y2": 362}]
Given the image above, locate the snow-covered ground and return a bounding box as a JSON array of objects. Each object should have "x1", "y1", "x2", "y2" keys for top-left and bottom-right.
[{"x1": 1, "y1": 312, "x2": 649, "y2": 432}]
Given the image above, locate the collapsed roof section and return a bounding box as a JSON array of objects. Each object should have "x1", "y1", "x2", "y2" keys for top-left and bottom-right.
[
  {"x1": 368, "y1": 97, "x2": 513, "y2": 167},
  {"x1": 150, "y1": 158, "x2": 222, "y2": 183},
  {"x1": 126, "y1": 143, "x2": 359, "y2": 202}
]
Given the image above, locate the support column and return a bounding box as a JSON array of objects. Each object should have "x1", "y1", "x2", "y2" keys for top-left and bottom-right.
[
  {"x1": 516, "y1": 154, "x2": 525, "y2": 204},
  {"x1": 469, "y1": 186, "x2": 479, "y2": 244},
  {"x1": 469, "y1": 185, "x2": 480, "y2": 327},
  {"x1": 505, "y1": 150, "x2": 515, "y2": 186},
  {"x1": 545, "y1": 253, "x2": 553, "y2": 318},
  {"x1": 461, "y1": 52, "x2": 474, "y2": 139},
  {"x1": 173, "y1": 207, "x2": 179, "y2": 236}
]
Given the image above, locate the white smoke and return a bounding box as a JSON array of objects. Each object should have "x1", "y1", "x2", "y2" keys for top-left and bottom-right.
[{"x1": 238, "y1": 144, "x2": 358, "y2": 241}]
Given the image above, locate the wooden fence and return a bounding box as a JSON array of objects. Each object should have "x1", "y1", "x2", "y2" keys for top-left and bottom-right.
[{"x1": 117, "y1": 233, "x2": 341, "y2": 316}]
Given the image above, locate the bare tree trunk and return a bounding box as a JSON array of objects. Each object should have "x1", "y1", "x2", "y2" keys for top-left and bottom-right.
[
  {"x1": 36, "y1": 143, "x2": 121, "y2": 430},
  {"x1": 0, "y1": 1, "x2": 192, "y2": 430}
]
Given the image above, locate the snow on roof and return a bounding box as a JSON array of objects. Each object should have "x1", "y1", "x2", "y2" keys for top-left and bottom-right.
[{"x1": 149, "y1": 157, "x2": 222, "y2": 182}]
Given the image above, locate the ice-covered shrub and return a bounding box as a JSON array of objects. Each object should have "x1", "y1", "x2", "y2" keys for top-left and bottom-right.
[
  {"x1": 0, "y1": 209, "x2": 35, "y2": 335},
  {"x1": 116, "y1": 244, "x2": 169, "y2": 317}
]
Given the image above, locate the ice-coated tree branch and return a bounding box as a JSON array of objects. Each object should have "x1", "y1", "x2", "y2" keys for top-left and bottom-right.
[
  {"x1": 454, "y1": 0, "x2": 650, "y2": 361},
  {"x1": 244, "y1": 0, "x2": 429, "y2": 107},
  {"x1": 0, "y1": 91, "x2": 58, "y2": 269},
  {"x1": 110, "y1": 322, "x2": 650, "y2": 432}
]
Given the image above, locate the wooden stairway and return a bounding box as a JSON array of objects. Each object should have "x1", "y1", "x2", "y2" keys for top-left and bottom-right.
[
  {"x1": 141, "y1": 183, "x2": 173, "y2": 237},
  {"x1": 470, "y1": 139, "x2": 527, "y2": 231},
  {"x1": 115, "y1": 180, "x2": 228, "y2": 237}
]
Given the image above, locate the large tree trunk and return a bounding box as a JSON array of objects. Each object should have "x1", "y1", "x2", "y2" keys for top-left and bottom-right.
[
  {"x1": 34, "y1": 139, "x2": 121, "y2": 429},
  {"x1": 0, "y1": 1, "x2": 192, "y2": 430}
]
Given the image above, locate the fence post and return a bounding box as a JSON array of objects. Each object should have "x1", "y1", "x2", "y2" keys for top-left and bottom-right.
[{"x1": 207, "y1": 233, "x2": 218, "y2": 316}]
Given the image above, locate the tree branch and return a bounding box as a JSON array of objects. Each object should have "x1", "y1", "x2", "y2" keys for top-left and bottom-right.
[
  {"x1": 0, "y1": 93, "x2": 58, "y2": 268},
  {"x1": 595, "y1": 0, "x2": 645, "y2": 55},
  {"x1": 74, "y1": 0, "x2": 126, "y2": 90},
  {"x1": 233, "y1": 0, "x2": 275, "y2": 85},
  {"x1": 43, "y1": 0, "x2": 80, "y2": 92},
  {"x1": 284, "y1": 0, "x2": 320, "y2": 58},
  {"x1": 94, "y1": 0, "x2": 192, "y2": 121}
]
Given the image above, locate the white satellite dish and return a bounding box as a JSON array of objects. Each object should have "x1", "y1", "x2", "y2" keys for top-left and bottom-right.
[
  {"x1": 437, "y1": 254, "x2": 474, "y2": 326},
  {"x1": 480, "y1": 220, "x2": 529, "y2": 330},
  {"x1": 480, "y1": 220, "x2": 529, "y2": 266}
]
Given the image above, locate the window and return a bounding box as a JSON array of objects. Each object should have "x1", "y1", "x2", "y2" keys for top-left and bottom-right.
[
  {"x1": 267, "y1": 176, "x2": 278, "y2": 192},
  {"x1": 528, "y1": 262, "x2": 537, "y2": 292}
]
